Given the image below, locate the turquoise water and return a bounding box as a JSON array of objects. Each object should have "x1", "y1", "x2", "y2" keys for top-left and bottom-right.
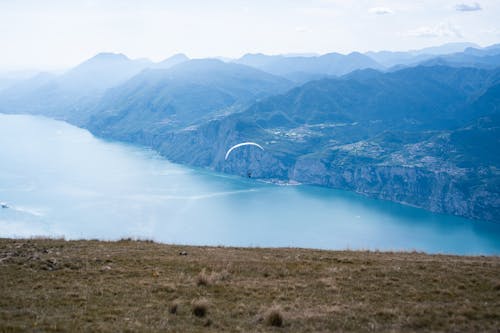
[{"x1": 0, "y1": 113, "x2": 499, "y2": 255}]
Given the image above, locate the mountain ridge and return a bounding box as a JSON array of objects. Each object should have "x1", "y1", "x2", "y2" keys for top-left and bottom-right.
[
  {"x1": 142, "y1": 65, "x2": 500, "y2": 222},
  {"x1": 1, "y1": 44, "x2": 499, "y2": 222}
]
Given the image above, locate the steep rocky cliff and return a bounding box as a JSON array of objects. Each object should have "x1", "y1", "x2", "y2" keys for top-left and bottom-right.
[
  {"x1": 149, "y1": 117, "x2": 499, "y2": 222},
  {"x1": 118, "y1": 67, "x2": 500, "y2": 223}
]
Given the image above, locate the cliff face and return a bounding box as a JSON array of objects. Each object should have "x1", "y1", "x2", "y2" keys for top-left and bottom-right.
[
  {"x1": 291, "y1": 159, "x2": 499, "y2": 222},
  {"x1": 136, "y1": 99, "x2": 500, "y2": 223},
  {"x1": 153, "y1": 120, "x2": 293, "y2": 179},
  {"x1": 154, "y1": 138, "x2": 499, "y2": 222}
]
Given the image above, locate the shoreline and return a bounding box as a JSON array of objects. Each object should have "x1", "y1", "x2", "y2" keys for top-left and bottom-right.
[{"x1": 1, "y1": 112, "x2": 495, "y2": 225}]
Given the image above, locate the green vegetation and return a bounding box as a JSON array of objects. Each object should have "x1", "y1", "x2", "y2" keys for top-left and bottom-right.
[{"x1": 0, "y1": 238, "x2": 499, "y2": 332}]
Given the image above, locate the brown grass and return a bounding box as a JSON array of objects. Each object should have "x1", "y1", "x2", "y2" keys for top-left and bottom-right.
[
  {"x1": 196, "y1": 267, "x2": 230, "y2": 286},
  {"x1": 196, "y1": 268, "x2": 211, "y2": 286},
  {"x1": 191, "y1": 298, "x2": 209, "y2": 317},
  {"x1": 168, "y1": 300, "x2": 179, "y2": 314},
  {"x1": 0, "y1": 238, "x2": 499, "y2": 332},
  {"x1": 264, "y1": 306, "x2": 284, "y2": 327}
]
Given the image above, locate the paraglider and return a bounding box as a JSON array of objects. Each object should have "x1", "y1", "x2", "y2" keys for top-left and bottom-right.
[{"x1": 224, "y1": 142, "x2": 264, "y2": 160}]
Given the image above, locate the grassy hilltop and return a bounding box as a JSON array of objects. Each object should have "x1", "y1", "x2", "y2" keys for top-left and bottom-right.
[{"x1": 0, "y1": 238, "x2": 499, "y2": 332}]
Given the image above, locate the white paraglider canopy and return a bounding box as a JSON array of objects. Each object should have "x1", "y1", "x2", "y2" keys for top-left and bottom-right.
[{"x1": 225, "y1": 142, "x2": 264, "y2": 160}]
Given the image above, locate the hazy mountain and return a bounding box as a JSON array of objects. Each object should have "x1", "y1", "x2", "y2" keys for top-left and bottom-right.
[
  {"x1": 0, "y1": 72, "x2": 63, "y2": 116},
  {"x1": 0, "y1": 72, "x2": 56, "y2": 95},
  {"x1": 413, "y1": 42, "x2": 480, "y2": 55},
  {"x1": 0, "y1": 53, "x2": 155, "y2": 119},
  {"x1": 419, "y1": 46, "x2": 500, "y2": 69},
  {"x1": 234, "y1": 52, "x2": 383, "y2": 81},
  {"x1": 87, "y1": 59, "x2": 294, "y2": 138},
  {"x1": 57, "y1": 52, "x2": 153, "y2": 93},
  {"x1": 283, "y1": 53, "x2": 319, "y2": 57},
  {"x1": 154, "y1": 53, "x2": 189, "y2": 69},
  {"x1": 0, "y1": 70, "x2": 40, "y2": 91},
  {"x1": 146, "y1": 66, "x2": 500, "y2": 222},
  {"x1": 366, "y1": 42, "x2": 481, "y2": 67},
  {"x1": 463, "y1": 44, "x2": 500, "y2": 56},
  {"x1": 236, "y1": 53, "x2": 280, "y2": 69},
  {"x1": 420, "y1": 54, "x2": 500, "y2": 69},
  {"x1": 0, "y1": 78, "x2": 18, "y2": 91}
]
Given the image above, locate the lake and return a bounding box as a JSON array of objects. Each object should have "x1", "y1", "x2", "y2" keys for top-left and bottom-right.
[{"x1": 0, "y1": 113, "x2": 499, "y2": 254}]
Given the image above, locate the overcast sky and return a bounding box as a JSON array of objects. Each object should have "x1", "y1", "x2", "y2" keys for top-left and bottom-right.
[{"x1": 1, "y1": 0, "x2": 499, "y2": 70}]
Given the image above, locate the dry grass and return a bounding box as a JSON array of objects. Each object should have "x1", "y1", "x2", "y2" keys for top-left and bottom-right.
[
  {"x1": 196, "y1": 267, "x2": 230, "y2": 287},
  {"x1": 0, "y1": 238, "x2": 499, "y2": 332},
  {"x1": 168, "y1": 300, "x2": 179, "y2": 315},
  {"x1": 191, "y1": 298, "x2": 209, "y2": 318},
  {"x1": 264, "y1": 306, "x2": 284, "y2": 327}
]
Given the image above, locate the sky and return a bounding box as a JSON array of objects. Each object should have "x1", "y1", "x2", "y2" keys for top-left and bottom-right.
[{"x1": 1, "y1": 0, "x2": 499, "y2": 70}]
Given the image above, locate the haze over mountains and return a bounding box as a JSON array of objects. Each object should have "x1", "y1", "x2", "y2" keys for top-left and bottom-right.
[{"x1": 1, "y1": 42, "x2": 499, "y2": 222}]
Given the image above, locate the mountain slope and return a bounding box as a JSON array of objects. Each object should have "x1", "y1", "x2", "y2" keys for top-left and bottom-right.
[
  {"x1": 57, "y1": 53, "x2": 153, "y2": 92},
  {"x1": 154, "y1": 53, "x2": 189, "y2": 69},
  {"x1": 148, "y1": 66, "x2": 500, "y2": 222},
  {"x1": 0, "y1": 53, "x2": 153, "y2": 120},
  {"x1": 240, "y1": 66, "x2": 500, "y2": 131},
  {"x1": 87, "y1": 59, "x2": 294, "y2": 139}
]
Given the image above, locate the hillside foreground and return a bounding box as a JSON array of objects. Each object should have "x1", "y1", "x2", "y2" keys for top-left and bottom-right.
[{"x1": 0, "y1": 238, "x2": 499, "y2": 332}]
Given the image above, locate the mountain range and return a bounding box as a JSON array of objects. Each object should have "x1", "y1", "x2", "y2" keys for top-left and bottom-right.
[{"x1": 0, "y1": 42, "x2": 499, "y2": 222}]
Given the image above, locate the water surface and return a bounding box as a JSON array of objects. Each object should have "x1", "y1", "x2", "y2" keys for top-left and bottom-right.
[{"x1": 1, "y1": 114, "x2": 499, "y2": 254}]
